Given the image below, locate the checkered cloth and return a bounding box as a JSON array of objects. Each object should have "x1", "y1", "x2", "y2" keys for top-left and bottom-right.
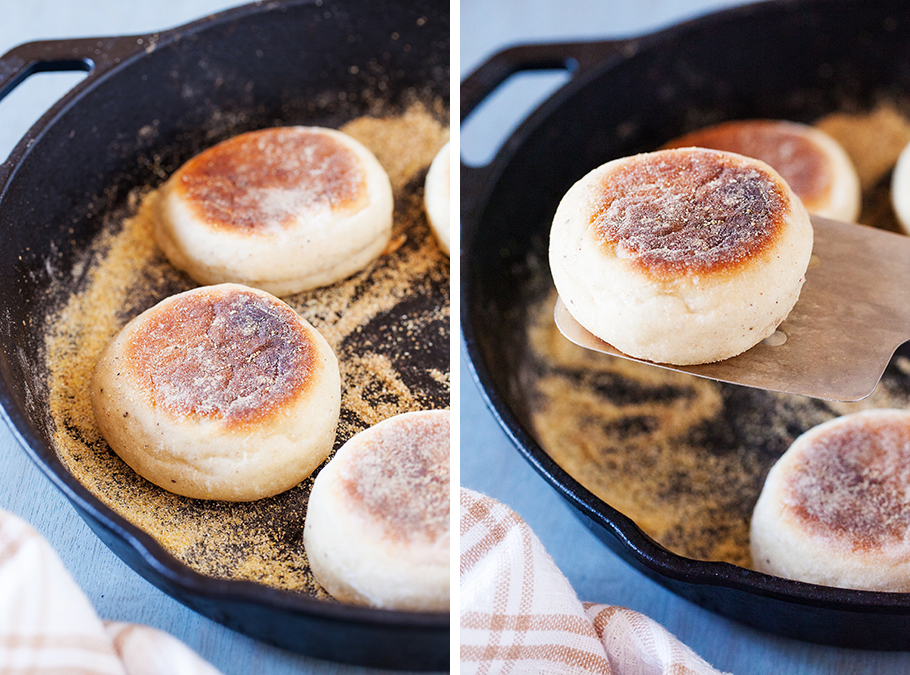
[
  {"x1": 460, "y1": 488, "x2": 731, "y2": 675},
  {"x1": 0, "y1": 508, "x2": 222, "y2": 675}
]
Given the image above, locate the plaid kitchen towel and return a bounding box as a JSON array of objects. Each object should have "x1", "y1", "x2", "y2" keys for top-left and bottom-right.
[
  {"x1": 0, "y1": 508, "x2": 222, "y2": 675},
  {"x1": 460, "y1": 488, "x2": 731, "y2": 675}
]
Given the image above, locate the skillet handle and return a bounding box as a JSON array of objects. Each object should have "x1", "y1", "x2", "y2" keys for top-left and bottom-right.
[
  {"x1": 0, "y1": 35, "x2": 149, "y2": 183},
  {"x1": 460, "y1": 38, "x2": 636, "y2": 239},
  {"x1": 0, "y1": 35, "x2": 148, "y2": 101},
  {"x1": 460, "y1": 39, "x2": 632, "y2": 122}
]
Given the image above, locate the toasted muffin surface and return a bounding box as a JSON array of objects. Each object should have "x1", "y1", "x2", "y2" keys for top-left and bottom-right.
[
  {"x1": 751, "y1": 409, "x2": 910, "y2": 591},
  {"x1": 154, "y1": 126, "x2": 394, "y2": 295},
  {"x1": 778, "y1": 412, "x2": 910, "y2": 550},
  {"x1": 664, "y1": 119, "x2": 861, "y2": 221},
  {"x1": 172, "y1": 127, "x2": 368, "y2": 232},
  {"x1": 586, "y1": 147, "x2": 789, "y2": 279},
  {"x1": 91, "y1": 283, "x2": 341, "y2": 501},
  {"x1": 303, "y1": 409, "x2": 450, "y2": 611},
  {"x1": 549, "y1": 147, "x2": 814, "y2": 365},
  {"x1": 336, "y1": 409, "x2": 449, "y2": 545},
  {"x1": 124, "y1": 285, "x2": 316, "y2": 426}
]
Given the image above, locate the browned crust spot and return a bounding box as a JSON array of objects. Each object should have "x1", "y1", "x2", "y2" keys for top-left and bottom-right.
[
  {"x1": 339, "y1": 412, "x2": 449, "y2": 546},
  {"x1": 588, "y1": 148, "x2": 790, "y2": 278},
  {"x1": 173, "y1": 127, "x2": 368, "y2": 232},
  {"x1": 125, "y1": 287, "x2": 317, "y2": 426},
  {"x1": 784, "y1": 415, "x2": 910, "y2": 552},
  {"x1": 663, "y1": 120, "x2": 833, "y2": 207}
]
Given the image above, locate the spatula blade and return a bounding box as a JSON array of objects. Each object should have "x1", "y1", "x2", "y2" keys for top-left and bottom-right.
[{"x1": 554, "y1": 215, "x2": 910, "y2": 402}]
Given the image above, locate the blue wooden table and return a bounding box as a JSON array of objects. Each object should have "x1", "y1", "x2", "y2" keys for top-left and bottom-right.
[{"x1": 459, "y1": 0, "x2": 910, "y2": 672}]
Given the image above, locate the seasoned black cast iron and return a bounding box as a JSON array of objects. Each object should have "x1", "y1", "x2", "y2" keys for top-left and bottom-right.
[
  {"x1": 0, "y1": 0, "x2": 449, "y2": 670},
  {"x1": 462, "y1": 0, "x2": 910, "y2": 650}
]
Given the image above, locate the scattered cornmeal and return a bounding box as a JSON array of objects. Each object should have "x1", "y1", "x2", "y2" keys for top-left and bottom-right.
[
  {"x1": 43, "y1": 102, "x2": 449, "y2": 595},
  {"x1": 522, "y1": 105, "x2": 910, "y2": 567}
]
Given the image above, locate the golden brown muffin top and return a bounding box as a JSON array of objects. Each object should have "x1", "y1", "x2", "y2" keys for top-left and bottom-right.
[
  {"x1": 663, "y1": 119, "x2": 832, "y2": 210},
  {"x1": 125, "y1": 285, "x2": 319, "y2": 425},
  {"x1": 171, "y1": 127, "x2": 368, "y2": 232},
  {"x1": 587, "y1": 147, "x2": 791, "y2": 279},
  {"x1": 338, "y1": 410, "x2": 450, "y2": 547},
  {"x1": 784, "y1": 412, "x2": 910, "y2": 552}
]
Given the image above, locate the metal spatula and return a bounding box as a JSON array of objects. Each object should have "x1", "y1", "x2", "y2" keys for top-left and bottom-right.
[{"x1": 554, "y1": 215, "x2": 910, "y2": 402}]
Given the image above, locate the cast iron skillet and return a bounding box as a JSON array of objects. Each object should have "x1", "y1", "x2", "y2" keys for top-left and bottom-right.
[
  {"x1": 0, "y1": 0, "x2": 448, "y2": 670},
  {"x1": 462, "y1": 0, "x2": 910, "y2": 651}
]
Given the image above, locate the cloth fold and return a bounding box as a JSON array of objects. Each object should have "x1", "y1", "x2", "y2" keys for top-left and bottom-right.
[
  {"x1": 0, "y1": 508, "x2": 222, "y2": 675},
  {"x1": 460, "y1": 488, "x2": 731, "y2": 675}
]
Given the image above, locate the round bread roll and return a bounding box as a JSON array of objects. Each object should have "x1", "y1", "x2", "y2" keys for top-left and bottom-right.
[
  {"x1": 91, "y1": 283, "x2": 341, "y2": 502},
  {"x1": 303, "y1": 409, "x2": 449, "y2": 611},
  {"x1": 424, "y1": 141, "x2": 450, "y2": 255},
  {"x1": 663, "y1": 119, "x2": 861, "y2": 222},
  {"x1": 154, "y1": 126, "x2": 394, "y2": 296},
  {"x1": 891, "y1": 140, "x2": 910, "y2": 235},
  {"x1": 549, "y1": 147, "x2": 814, "y2": 365},
  {"x1": 751, "y1": 409, "x2": 910, "y2": 592}
]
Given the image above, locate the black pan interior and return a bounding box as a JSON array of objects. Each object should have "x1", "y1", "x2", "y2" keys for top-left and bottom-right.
[
  {"x1": 0, "y1": 0, "x2": 449, "y2": 670},
  {"x1": 462, "y1": 0, "x2": 910, "y2": 650}
]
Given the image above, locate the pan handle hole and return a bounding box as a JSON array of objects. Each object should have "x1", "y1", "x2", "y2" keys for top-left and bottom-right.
[
  {"x1": 0, "y1": 70, "x2": 87, "y2": 163},
  {"x1": 461, "y1": 69, "x2": 572, "y2": 168}
]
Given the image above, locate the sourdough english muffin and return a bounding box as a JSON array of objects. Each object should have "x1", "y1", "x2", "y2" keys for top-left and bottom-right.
[
  {"x1": 90, "y1": 283, "x2": 340, "y2": 502},
  {"x1": 154, "y1": 126, "x2": 393, "y2": 296},
  {"x1": 751, "y1": 409, "x2": 910, "y2": 592},
  {"x1": 663, "y1": 119, "x2": 861, "y2": 222},
  {"x1": 549, "y1": 147, "x2": 814, "y2": 365},
  {"x1": 303, "y1": 409, "x2": 449, "y2": 611},
  {"x1": 424, "y1": 141, "x2": 451, "y2": 255}
]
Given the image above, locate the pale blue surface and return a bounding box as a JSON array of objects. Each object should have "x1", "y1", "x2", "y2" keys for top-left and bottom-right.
[
  {"x1": 0, "y1": 1, "x2": 448, "y2": 673},
  {"x1": 460, "y1": 0, "x2": 910, "y2": 672}
]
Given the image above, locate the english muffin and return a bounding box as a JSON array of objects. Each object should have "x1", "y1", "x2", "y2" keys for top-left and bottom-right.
[
  {"x1": 663, "y1": 119, "x2": 861, "y2": 222},
  {"x1": 891, "y1": 139, "x2": 910, "y2": 235},
  {"x1": 91, "y1": 283, "x2": 340, "y2": 501},
  {"x1": 154, "y1": 126, "x2": 393, "y2": 296},
  {"x1": 751, "y1": 409, "x2": 910, "y2": 592},
  {"x1": 549, "y1": 147, "x2": 814, "y2": 365},
  {"x1": 424, "y1": 141, "x2": 451, "y2": 255},
  {"x1": 303, "y1": 409, "x2": 449, "y2": 611}
]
